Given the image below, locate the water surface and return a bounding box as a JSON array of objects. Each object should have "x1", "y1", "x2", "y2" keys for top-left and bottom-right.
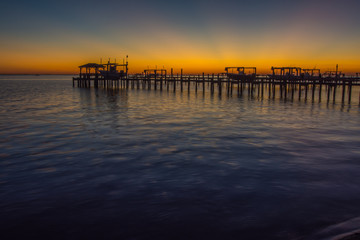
[{"x1": 0, "y1": 76, "x2": 360, "y2": 239}]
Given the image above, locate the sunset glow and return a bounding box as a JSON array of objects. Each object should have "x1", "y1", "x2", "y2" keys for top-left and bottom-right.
[{"x1": 1, "y1": 0, "x2": 360, "y2": 74}]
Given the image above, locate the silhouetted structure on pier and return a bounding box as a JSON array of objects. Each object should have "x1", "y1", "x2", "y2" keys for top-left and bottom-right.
[
  {"x1": 302, "y1": 68, "x2": 321, "y2": 79},
  {"x1": 73, "y1": 57, "x2": 128, "y2": 88},
  {"x1": 144, "y1": 69, "x2": 167, "y2": 78},
  {"x1": 225, "y1": 67, "x2": 256, "y2": 80},
  {"x1": 271, "y1": 67, "x2": 302, "y2": 79}
]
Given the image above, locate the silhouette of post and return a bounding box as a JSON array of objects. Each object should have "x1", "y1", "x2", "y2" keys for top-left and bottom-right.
[
  {"x1": 342, "y1": 80, "x2": 346, "y2": 103},
  {"x1": 348, "y1": 80, "x2": 352, "y2": 104},
  {"x1": 202, "y1": 73, "x2": 205, "y2": 92},
  {"x1": 218, "y1": 74, "x2": 222, "y2": 95},
  {"x1": 181, "y1": 68, "x2": 183, "y2": 92}
]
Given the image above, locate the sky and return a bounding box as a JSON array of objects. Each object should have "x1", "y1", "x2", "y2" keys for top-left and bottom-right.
[{"x1": 0, "y1": 0, "x2": 360, "y2": 74}]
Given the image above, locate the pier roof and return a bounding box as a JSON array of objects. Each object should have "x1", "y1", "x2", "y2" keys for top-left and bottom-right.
[{"x1": 79, "y1": 63, "x2": 104, "y2": 68}]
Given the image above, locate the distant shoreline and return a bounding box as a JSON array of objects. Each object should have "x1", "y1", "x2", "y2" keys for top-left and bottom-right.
[{"x1": 0, "y1": 74, "x2": 76, "y2": 76}]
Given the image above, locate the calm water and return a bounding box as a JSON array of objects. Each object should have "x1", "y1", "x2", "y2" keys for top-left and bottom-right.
[{"x1": 0, "y1": 76, "x2": 360, "y2": 240}]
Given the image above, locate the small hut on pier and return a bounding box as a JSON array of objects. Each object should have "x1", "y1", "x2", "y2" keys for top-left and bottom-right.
[
  {"x1": 225, "y1": 67, "x2": 256, "y2": 80},
  {"x1": 271, "y1": 67, "x2": 302, "y2": 79},
  {"x1": 78, "y1": 63, "x2": 104, "y2": 79},
  {"x1": 101, "y1": 58, "x2": 129, "y2": 80}
]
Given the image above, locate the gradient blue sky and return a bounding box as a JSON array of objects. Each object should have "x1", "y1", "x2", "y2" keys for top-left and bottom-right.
[{"x1": 1, "y1": 0, "x2": 360, "y2": 73}]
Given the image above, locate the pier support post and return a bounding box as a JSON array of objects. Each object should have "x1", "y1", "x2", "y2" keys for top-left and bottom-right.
[
  {"x1": 154, "y1": 74, "x2": 157, "y2": 90},
  {"x1": 173, "y1": 74, "x2": 177, "y2": 92},
  {"x1": 319, "y1": 80, "x2": 322, "y2": 102},
  {"x1": 181, "y1": 69, "x2": 183, "y2": 92},
  {"x1": 211, "y1": 74, "x2": 214, "y2": 94},
  {"x1": 202, "y1": 73, "x2": 205, "y2": 93},
  {"x1": 218, "y1": 74, "x2": 222, "y2": 95},
  {"x1": 268, "y1": 78, "x2": 272, "y2": 98},
  {"x1": 272, "y1": 80, "x2": 276, "y2": 99},
  {"x1": 348, "y1": 80, "x2": 352, "y2": 104},
  {"x1": 195, "y1": 75, "x2": 198, "y2": 93},
  {"x1": 188, "y1": 76, "x2": 190, "y2": 92},
  {"x1": 341, "y1": 80, "x2": 346, "y2": 103},
  {"x1": 312, "y1": 82, "x2": 315, "y2": 102},
  {"x1": 160, "y1": 76, "x2": 163, "y2": 91},
  {"x1": 227, "y1": 76, "x2": 230, "y2": 95}
]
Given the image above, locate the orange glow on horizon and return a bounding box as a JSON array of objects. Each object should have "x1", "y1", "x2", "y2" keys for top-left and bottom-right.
[
  {"x1": 1, "y1": 36, "x2": 359, "y2": 75},
  {"x1": 1, "y1": 56, "x2": 359, "y2": 75}
]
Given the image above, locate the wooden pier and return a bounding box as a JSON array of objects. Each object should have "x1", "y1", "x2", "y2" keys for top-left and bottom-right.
[{"x1": 73, "y1": 64, "x2": 360, "y2": 104}]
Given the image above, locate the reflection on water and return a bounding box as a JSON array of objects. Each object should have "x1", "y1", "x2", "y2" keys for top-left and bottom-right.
[{"x1": 0, "y1": 78, "x2": 360, "y2": 240}]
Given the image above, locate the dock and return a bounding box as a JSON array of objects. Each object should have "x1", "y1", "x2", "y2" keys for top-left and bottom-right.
[{"x1": 73, "y1": 61, "x2": 360, "y2": 104}]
